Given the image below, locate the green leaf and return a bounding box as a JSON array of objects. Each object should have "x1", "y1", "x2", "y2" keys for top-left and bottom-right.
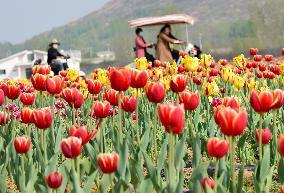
[
  {"x1": 278, "y1": 158, "x2": 284, "y2": 183},
  {"x1": 117, "y1": 140, "x2": 128, "y2": 178},
  {"x1": 140, "y1": 125, "x2": 151, "y2": 151},
  {"x1": 175, "y1": 135, "x2": 186, "y2": 170},
  {"x1": 237, "y1": 163, "x2": 244, "y2": 193},
  {"x1": 99, "y1": 174, "x2": 113, "y2": 193},
  {"x1": 136, "y1": 178, "x2": 154, "y2": 193},
  {"x1": 83, "y1": 171, "x2": 98, "y2": 192},
  {"x1": 259, "y1": 146, "x2": 270, "y2": 183},
  {"x1": 157, "y1": 135, "x2": 168, "y2": 172},
  {"x1": 0, "y1": 173, "x2": 7, "y2": 193}
]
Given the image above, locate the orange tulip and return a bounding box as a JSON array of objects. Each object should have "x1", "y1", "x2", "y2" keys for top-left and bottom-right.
[
  {"x1": 158, "y1": 103, "x2": 185, "y2": 135},
  {"x1": 97, "y1": 152, "x2": 119, "y2": 174}
]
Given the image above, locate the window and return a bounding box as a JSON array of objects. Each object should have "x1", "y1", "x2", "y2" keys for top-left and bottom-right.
[{"x1": 0, "y1": 69, "x2": 6, "y2": 75}]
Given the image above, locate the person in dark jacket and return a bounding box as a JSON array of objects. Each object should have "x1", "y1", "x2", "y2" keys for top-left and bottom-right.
[{"x1": 47, "y1": 39, "x2": 69, "y2": 75}]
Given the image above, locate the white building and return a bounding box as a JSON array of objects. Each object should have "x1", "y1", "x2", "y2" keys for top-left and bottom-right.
[{"x1": 0, "y1": 50, "x2": 82, "y2": 80}]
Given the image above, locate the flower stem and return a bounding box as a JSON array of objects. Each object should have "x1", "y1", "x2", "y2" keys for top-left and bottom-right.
[
  {"x1": 230, "y1": 137, "x2": 236, "y2": 193},
  {"x1": 259, "y1": 113, "x2": 263, "y2": 160},
  {"x1": 135, "y1": 89, "x2": 141, "y2": 145},
  {"x1": 214, "y1": 158, "x2": 219, "y2": 193},
  {"x1": 20, "y1": 155, "x2": 26, "y2": 191},
  {"x1": 72, "y1": 105, "x2": 76, "y2": 125},
  {"x1": 273, "y1": 110, "x2": 279, "y2": 163},
  {"x1": 168, "y1": 132, "x2": 175, "y2": 192},
  {"x1": 51, "y1": 96, "x2": 55, "y2": 147},
  {"x1": 42, "y1": 130, "x2": 48, "y2": 165},
  {"x1": 118, "y1": 92, "x2": 122, "y2": 145},
  {"x1": 153, "y1": 103, "x2": 158, "y2": 162}
]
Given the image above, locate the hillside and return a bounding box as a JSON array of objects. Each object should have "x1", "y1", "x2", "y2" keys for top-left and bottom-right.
[{"x1": 0, "y1": 0, "x2": 283, "y2": 64}]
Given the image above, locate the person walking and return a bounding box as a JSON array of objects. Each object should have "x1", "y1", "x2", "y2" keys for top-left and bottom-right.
[{"x1": 134, "y1": 28, "x2": 154, "y2": 62}]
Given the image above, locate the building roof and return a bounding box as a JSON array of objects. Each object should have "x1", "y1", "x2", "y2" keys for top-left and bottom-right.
[{"x1": 0, "y1": 50, "x2": 32, "y2": 63}]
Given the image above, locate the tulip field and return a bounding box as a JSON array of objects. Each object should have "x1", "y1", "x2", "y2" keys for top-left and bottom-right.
[{"x1": 1, "y1": 48, "x2": 284, "y2": 193}]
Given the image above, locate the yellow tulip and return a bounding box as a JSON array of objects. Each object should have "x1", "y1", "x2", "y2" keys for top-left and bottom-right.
[
  {"x1": 97, "y1": 69, "x2": 110, "y2": 86},
  {"x1": 221, "y1": 67, "x2": 233, "y2": 82},
  {"x1": 232, "y1": 75, "x2": 245, "y2": 90},
  {"x1": 200, "y1": 54, "x2": 213, "y2": 69},
  {"x1": 135, "y1": 57, "x2": 148, "y2": 70},
  {"x1": 202, "y1": 81, "x2": 219, "y2": 96},
  {"x1": 67, "y1": 69, "x2": 79, "y2": 82},
  {"x1": 233, "y1": 54, "x2": 246, "y2": 70},
  {"x1": 247, "y1": 79, "x2": 259, "y2": 90},
  {"x1": 181, "y1": 55, "x2": 199, "y2": 72}
]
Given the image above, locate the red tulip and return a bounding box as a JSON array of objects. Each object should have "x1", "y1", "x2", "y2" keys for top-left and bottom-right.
[
  {"x1": 193, "y1": 76, "x2": 202, "y2": 85},
  {"x1": 158, "y1": 103, "x2": 185, "y2": 135},
  {"x1": 209, "y1": 69, "x2": 219, "y2": 77},
  {"x1": 109, "y1": 68, "x2": 131, "y2": 91},
  {"x1": 256, "y1": 71, "x2": 263, "y2": 78},
  {"x1": 278, "y1": 135, "x2": 284, "y2": 157},
  {"x1": 222, "y1": 97, "x2": 240, "y2": 109},
  {"x1": 207, "y1": 138, "x2": 229, "y2": 158},
  {"x1": 60, "y1": 71, "x2": 67, "y2": 77},
  {"x1": 0, "y1": 112, "x2": 10, "y2": 125},
  {"x1": 97, "y1": 152, "x2": 119, "y2": 174},
  {"x1": 250, "y1": 90, "x2": 274, "y2": 113},
  {"x1": 121, "y1": 96, "x2": 136, "y2": 112},
  {"x1": 60, "y1": 136, "x2": 82, "y2": 158},
  {"x1": 255, "y1": 128, "x2": 271, "y2": 144},
  {"x1": 45, "y1": 171, "x2": 62, "y2": 189},
  {"x1": 21, "y1": 107, "x2": 33, "y2": 124},
  {"x1": 280, "y1": 186, "x2": 284, "y2": 193},
  {"x1": 0, "y1": 89, "x2": 4, "y2": 106},
  {"x1": 282, "y1": 48, "x2": 284, "y2": 55},
  {"x1": 201, "y1": 177, "x2": 215, "y2": 190},
  {"x1": 178, "y1": 90, "x2": 200, "y2": 111},
  {"x1": 14, "y1": 136, "x2": 31, "y2": 154},
  {"x1": 33, "y1": 65, "x2": 51, "y2": 75},
  {"x1": 86, "y1": 79, "x2": 102, "y2": 94},
  {"x1": 170, "y1": 75, "x2": 188, "y2": 92},
  {"x1": 214, "y1": 106, "x2": 247, "y2": 136},
  {"x1": 178, "y1": 65, "x2": 184, "y2": 74},
  {"x1": 61, "y1": 88, "x2": 84, "y2": 108},
  {"x1": 254, "y1": 55, "x2": 262, "y2": 62},
  {"x1": 271, "y1": 89, "x2": 284, "y2": 109},
  {"x1": 250, "y1": 48, "x2": 258, "y2": 56},
  {"x1": 20, "y1": 92, "x2": 36, "y2": 106},
  {"x1": 46, "y1": 76, "x2": 64, "y2": 95},
  {"x1": 0, "y1": 82, "x2": 8, "y2": 95},
  {"x1": 265, "y1": 55, "x2": 273, "y2": 62},
  {"x1": 130, "y1": 69, "x2": 148, "y2": 88},
  {"x1": 146, "y1": 82, "x2": 166, "y2": 103},
  {"x1": 220, "y1": 87, "x2": 225, "y2": 93},
  {"x1": 32, "y1": 107, "x2": 53, "y2": 129},
  {"x1": 220, "y1": 59, "x2": 228, "y2": 66},
  {"x1": 153, "y1": 60, "x2": 161, "y2": 67},
  {"x1": 179, "y1": 50, "x2": 186, "y2": 58},
  {"x1": 93, "y1": 101, "x2": 110, "y2": 118},
  {"x1": 6, "y1": 84, "x2": 21, "y2": 100},
  {"x1": 103, "y1": 89, "x2": 119, "y2": 106},
  {"x1": 31, "y1": 73, "x2": 47, "y2": 91},
  {"x1": 69, "y1": 125, "x2": 98, "y2": 145},
  {"x1": 258, "y1": 63, "x2": 266, "y2": 72}
]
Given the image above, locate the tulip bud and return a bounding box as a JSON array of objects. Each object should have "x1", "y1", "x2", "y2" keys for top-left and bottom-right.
[
  {"x1": 201, "y1": 177, "x2": 214, "y2": 190},
  {"x1": 250, "y1": 90, "x2": 274, "y2": 113},
  {"x1": 46, "y1": 76, "x2": 64, "y2": 95},
  {"x1": 0, "y1": 111, "x2": 10, "y2": 125},
  {"x1": 254, "y1": 55, "x2": 262, "y2": 62},
  {"x1": 6, "y1": 84, "x2": 21, "y2": 100},
  {"x1": 93, "y1": 101, "x2": 110, "y2": 118},
  {"x1": 14, "y1": 136, "x2": 31, "y2": 154},
  {"x1": 103, "y1": 89, "x2": 119, "y2": 106},
  {"x1": 45, "y1": 171, "x2": 62, "y2": 189},
  {"x1": 255, "y1": 128, "x2": 271, "y2": 144},
  {"x1": 21, "y1": 107, "x2": 33, "y2": 124},
  {"x1": 97, "y1": 152, "x2": 119, "y2": 174},
  {"x1": 250, "y1": 48, "x2": 258, "y2": 56},
  {"x1": 60, "y1": 136, "x2": 82, "y2": 158},
  {"x1": 207, "y1": 138, "x2": 229, "y2": 158},
  {"x1": 264, "y1": 55, "x2": 273, "y2": 62},
  {"x1": 31, "y1": 74, "x2": 47, "y2": 91}
]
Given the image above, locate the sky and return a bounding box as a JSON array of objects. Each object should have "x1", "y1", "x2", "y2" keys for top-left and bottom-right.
[{"x1": 0, "y1": 0, "x2": 110, "y2": 43}]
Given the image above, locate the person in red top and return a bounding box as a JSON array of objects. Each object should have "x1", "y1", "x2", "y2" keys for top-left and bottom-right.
[{"x1": 135, "y1": 28, "x2": 154, "y2": 62}]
